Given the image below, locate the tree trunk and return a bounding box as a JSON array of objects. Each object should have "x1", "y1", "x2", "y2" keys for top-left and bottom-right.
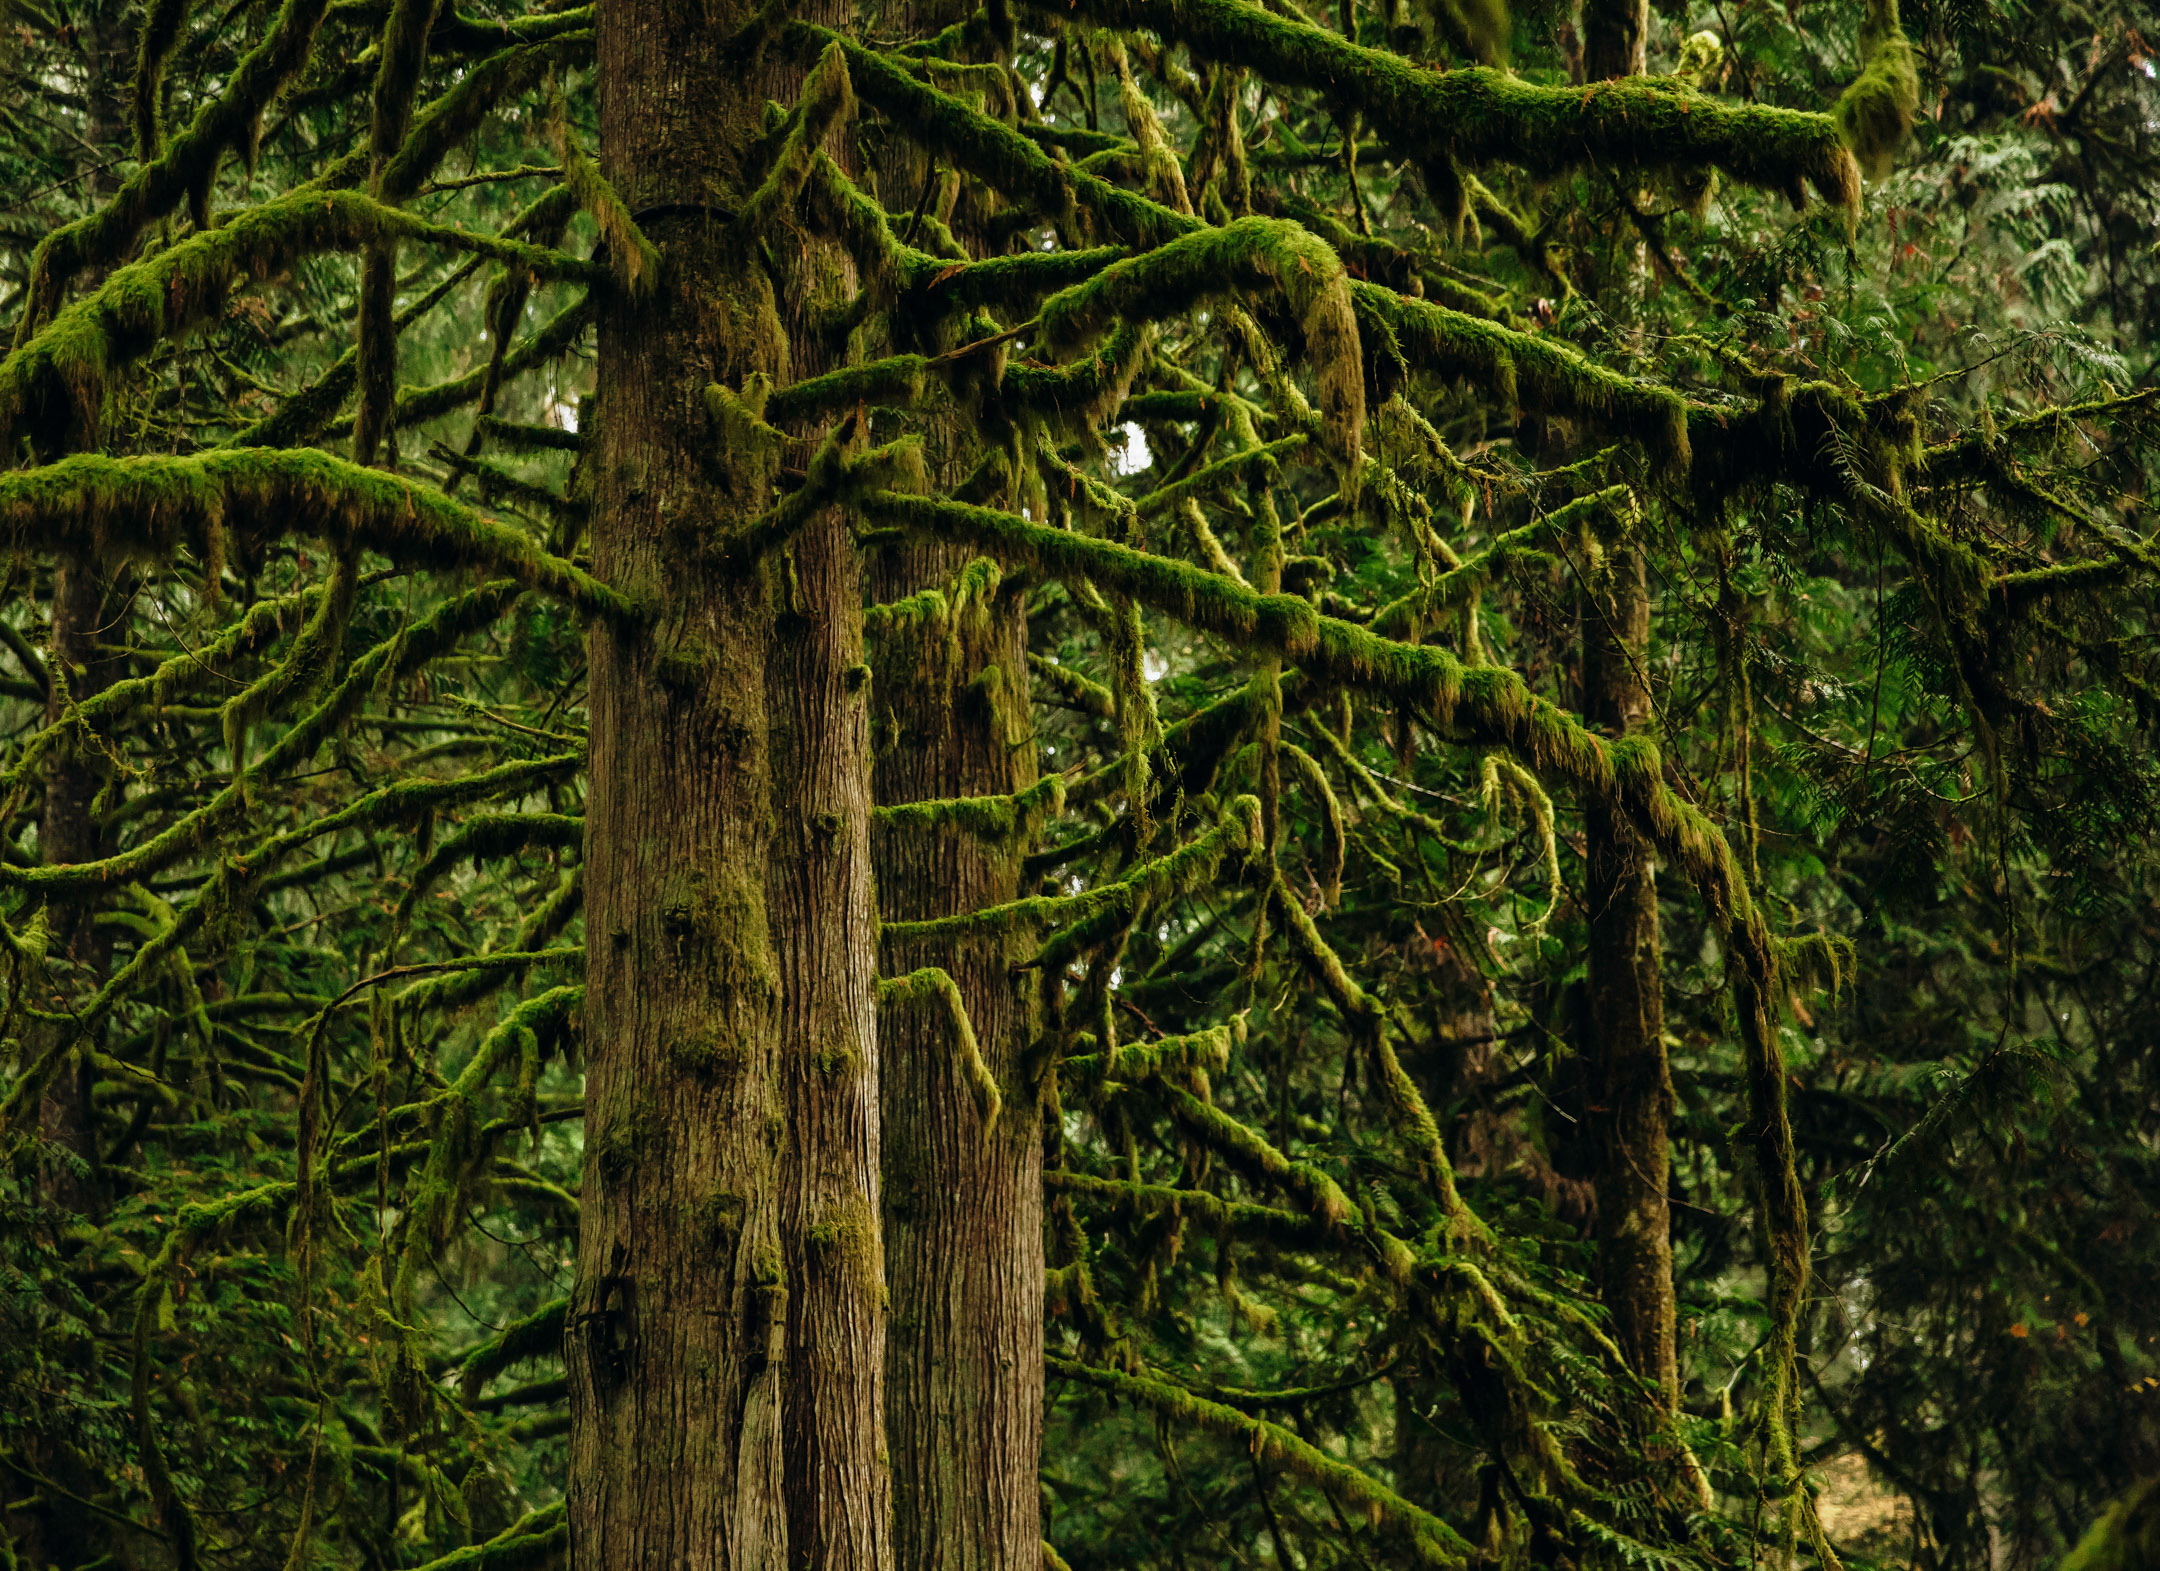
[
  {"x1": 1580, "y1": 547, "x2": 1679, "y2": 1407},
  {"x1": 1582, "y1": 0, "x2": 1648, "y2": 79},
  {"x1": 40, "y1": 559, "x2": 116, "y2": 1167},
  {"x1": 872, "y1": 536, "x2": 1045, "y2": 1571},
  {"x1": 568, "y1": 6, "x2": 887, "y2": 1568}
]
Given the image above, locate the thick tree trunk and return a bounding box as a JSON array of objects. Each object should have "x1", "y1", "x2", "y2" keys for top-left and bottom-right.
[
  {"x1": 872, "y1": 538, "x2": 1045, "y2": 1571},
  {"x1": 568, "y1": 6, "x2": 887, "y2": 1568},
  {"x1": 1580, "y1": 548, "x2": 1679, "y2": 1407}
]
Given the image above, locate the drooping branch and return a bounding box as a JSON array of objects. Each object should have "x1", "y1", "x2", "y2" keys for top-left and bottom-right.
[
  {"x1": 864, "y1": 484, "x2": 1815, "y2": 1466},
  {"x1": 15, "y1": 0, "x2": 335, "y2": 337},
  {"x1": 1048, "y1": 1355, "x2": 1474, "y2": 1567},
  {"x1": 1031, "y1": 0, "x2": 1860, "y2": 207},
  {"x1": 0, "y1": 189, "x2": 603, "y2": 452},
  {"x1": 0, "y1": 449, "x2": 634, "y2": 622}
]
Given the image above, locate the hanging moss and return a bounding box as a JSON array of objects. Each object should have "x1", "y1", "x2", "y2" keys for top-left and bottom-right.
[
  {"x1": 454, "y1": 1297, "x2": 569, "y2": 1403},
  {"x1": 131, "y1": 0, "x2": 195, "y2": 163},
  {"x1": 1133, "y1": 434, "x2": 1310, "y2": 525},
  {"x1": 1353, "y1": 286, "x2": 1689, "y2": 468},
  {"x1": 1097, "y1": 35, "x2": 1194, "y2": 215},
  {"x1": 1045, "y1": 1168, "x2": 1332, "y2": 1247},
  {"x1": 0, "y1": 449, "x2": 634, "y2": 623},
  {"x1": 741, "y1": 42, "x2": 859, "y2": 242},
  {"x1": 785, "y1": 24, "x2": 1193, "y2": 251},
  {"x1": 13, "y1": 0, "x2": 335, "y2": 341},
  {"x1": 1047, "y1": 0, "x2": 1860, "y2": 209},
  {"x1": 550, "y1": 105, "x2": 660, "y2": 299},
  {"x1": 1039, "y1": 218, "x2": 1366, "y2": 485},
  {"x1": 392, "y1": 813, "x2": 585, "y2": 933},
  {"x1": 709, "y1": 414, "x2": 927, "y2": 563},
  {"x1": 372, "y1": 38, "x2": 582, "y2": 207},
  {"x1": 863, "y1": 484, "x2": 1817, "y2": 1452},
  {"x1": 882, "y1": 794, "x2": 1259, "y2": 965},
  {"x1": 1, "y1": 188, "x2": 600, "y2": 454},
  {"x1": 1061, "y1": 1018, "x2": 1241, "y2": 1099}
]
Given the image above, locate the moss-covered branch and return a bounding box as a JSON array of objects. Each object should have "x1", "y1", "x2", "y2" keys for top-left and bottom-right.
[
  {"x1": 1039, "y1": 217, "x2": 1362, "y2": 479},
  {"x1": 0, "y1": 449, "x2": 633, "y2": 622},
  {"x1": 1031, "y1": 0, "x2": 1859, "y2": 207},
  {"x1": 864, "y1": 484, "x2": 1814, "y2": 1463},
  {"x1": 1048, "y1": 1355, "x2": 1471, "y2": 1566},
  {"x1": 15, "y1": 0, "x2": 335, "y2": 335},
  {"x1": 0, "y1": 188, "x2": 600, "y2": 452}
]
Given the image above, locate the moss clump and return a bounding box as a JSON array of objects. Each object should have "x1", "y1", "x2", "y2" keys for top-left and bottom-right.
[
  {"x1": 805, "y1": 1191, "x2": 886, "y2": 1308},
  {"x1": 1835, "y1": 0, "x2": 1921, "y2": 181},
  {"x1": 667, "y1": 1024, "x2": 748, "y2": 1079}
]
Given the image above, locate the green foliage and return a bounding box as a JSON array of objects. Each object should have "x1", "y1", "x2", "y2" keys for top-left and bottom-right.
[{"x1": 0, "y1": 1, "x2": 2156, "y2": 1570}]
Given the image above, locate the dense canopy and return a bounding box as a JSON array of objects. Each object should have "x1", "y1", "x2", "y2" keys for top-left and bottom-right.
[{"x1": 1, "y1": 2, "x2": 2156, "y2": 1571}]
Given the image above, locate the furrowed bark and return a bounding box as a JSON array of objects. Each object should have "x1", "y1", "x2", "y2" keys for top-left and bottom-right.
[
  {"x1": 865, "y1": 11, "x2": 1045, "y2": 1564},
  {"x1": 568, "y1": 3, "x2": 886, "y2": 1568},
  {"x1": 872, "y1": 532, "x2": 1046, "y2": 1571}
]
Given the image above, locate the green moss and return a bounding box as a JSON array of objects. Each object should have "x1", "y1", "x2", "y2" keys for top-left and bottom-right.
[
  {"x1": 1048, "y1": 1354, "x2": 1469, "y2": 1565},
  {"x1": 550, "y1": 101, "x2": 660, "y2": 297},
  {"x1": 1039, "y1": 219, "x2": 1363, "y2": 487},
  {"x1": 14, "y1": 0, "x2": 336, "y2": 336},
  {"x1": 741, "y1": 42, "x2": 859, "y2": 240},
  {"x1": 1037, "y1": 0, "x2": 1857, "y2": 209},
  {"x1": 1835, "y1": 0, "x2": 1921, "y2": 181},
  {"x1": 667, "y1": 1024, "x2": 748, "y2": 1079},
  {"x1": 3, "y1": 187, "x2": 600, "y2": 452},
  {"x1": 0, "y1": 448, "x2": 634, "y2": 625},
  {"x1": 806, "y1": 1191, "x2": 885, "y2": 1308},
  {"x1": 1062, "y1": 1018, "x2": 1242, "y2": 1099},
  {"x1": 873, "y1": 773, "x2": 1066, "y2": 848},
  {"x1": 596, "y1": 1103, "x2": 656, "y2": 1181},
  {"x1": 876, "y1": 966, "x2": 1001, "y2": 1129}
]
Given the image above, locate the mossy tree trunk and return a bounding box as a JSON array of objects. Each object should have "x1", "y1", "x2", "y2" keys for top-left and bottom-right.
[
  {"x1": 568, "y1": 4, "x2": 888, "y2": 1567},
  {"x1": 1575, "y1": 0, "x2": 1678, "y2": 1416},
  {"x1": 872, "y1": 536, "x2": 1045, "y2": 1571},
  {"x1": 1580, "y1": 547, "x2": 1679, "y2": 1408},
  {"x1": 40, "y1": 560, "x2": 117, "y2": 1165},
  {"x1": 865, "y1": 9, "x2": 1045, "y2": 1558}
]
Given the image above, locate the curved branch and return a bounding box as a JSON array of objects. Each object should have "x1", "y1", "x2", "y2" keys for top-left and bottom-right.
[{"x1": 0, "y1": 449, "x2": 635, "y2": 622}]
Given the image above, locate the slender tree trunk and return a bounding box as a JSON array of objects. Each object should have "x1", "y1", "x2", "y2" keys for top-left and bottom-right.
[
  {"x1": 872, "y1": 536, "x2": 1045, "y2": 1571},
  {"x1": 863, "y1": 6, "x2": 1045, "y2": 1556},
  {"x1": 14, "y1": 556, "x2": 118, "y2": 1571},
  {"x1": 1577, "y1": 0, "x2": 1677, "y2": 1412},
  {"x1": 40, "y1": 559, "x2": 116, "y2": 1167},
  {"x1": 568, "y1": 5, "x2": 887, "y2": 1567},
  {"x1": 1580, "y1": 548, "x2": 1679, "y2": 1407}
]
